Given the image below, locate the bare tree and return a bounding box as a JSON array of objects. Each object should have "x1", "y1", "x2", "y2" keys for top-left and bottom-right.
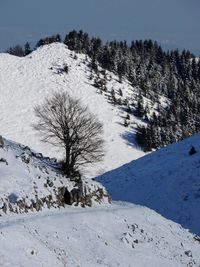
[{"x1": 33, "y1": 92, "x2": 104, "y2": 176}]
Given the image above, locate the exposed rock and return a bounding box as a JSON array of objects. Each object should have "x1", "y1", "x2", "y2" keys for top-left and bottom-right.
[
  {"x1": 64, "y1": 188, "x2": 71, "y2": 205},
  {"x1": 2, "y1": 203, "x2": 7, "y2": 214},
  {"x1": 0, "y1": 158, "x2": 8, "y2": 165},
  {"x1": 20, "y1": 152, "x2": 31, "y2": 164},
  {"x1": 0, "y1": 138, "x2": 110, "y2": 215},
  {"x1": 70, "y1": 188, "x2": 82, "y2": 205},
  {"x1": 185, "y1": 250, "x2": 192, "y2": 257},
  {"x1": 0, "y1": 136, "x2": 4, "y2": 148}
]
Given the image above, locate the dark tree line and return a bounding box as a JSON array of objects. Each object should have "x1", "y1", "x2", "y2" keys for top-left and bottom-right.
[
  {"x1": 6, "y1": 30, "x2": 200, "y2": 150},
  {"x1": 63, "y1": 30, "x2": 200, "y2": 150},
  {"x1": 36, "y1": 34, "x2": 61, "y2": 47},
  {"x1": 6, "y1": 34, "x2": 61, "y2": 57},
  {"x1": 6, "y1": 42, "x2": 32, "y2": 57}
]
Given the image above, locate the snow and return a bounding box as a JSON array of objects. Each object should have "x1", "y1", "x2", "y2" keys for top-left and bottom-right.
[
  {"x1": 98, "y1": 133, "x2": 200, "y2": 236},
  {"x1": 0, "y1": 138, "x2": 68, "y2": 205},
  {"x1": 1, "y1": 202, "x2": 200, "y2": 267},
  {"x1": 1, "y1": 43, "x2": 200, "y2": 266},
  {"x1": 0, "y1": 43, "x2": 144, "y2": 178},
  {"x1": 0, "y1": 137, "x2": 108, "y2": 214}
]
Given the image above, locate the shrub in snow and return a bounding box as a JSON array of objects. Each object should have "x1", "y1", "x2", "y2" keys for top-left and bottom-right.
[
  {"x1": 189, "y1": 146, "x2": 197, "y2": 156},
  {"x1": 63, "y1": 64, "x2": 69, "y2": 74}
]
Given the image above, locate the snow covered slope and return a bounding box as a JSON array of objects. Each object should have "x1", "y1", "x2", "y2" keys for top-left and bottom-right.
[
  {"x1": 2, "y1": 42, "x2": 200, "y2": 267},
  {"x1": 0, "y1": 43, "x2": 144, "y2": 178},
  {"x1": 0, "y1": 136, "x2": 109, "y2": 215},
  {"x1": 98, "y1": 133, "x2": 200, "y2": 235},
  {"x1": 1, "y1": 135, "x2": 200, "y2": 267},
  {"x1": 1, "y1": 202, "x2": 200, "y2": 267}
]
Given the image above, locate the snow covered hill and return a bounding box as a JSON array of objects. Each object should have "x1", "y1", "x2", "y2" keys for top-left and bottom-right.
[
  {"x1": 0, "y1": 43, "x2": 144, "y2": 178},
  {"x1": 98, "y1": 133, "x2": 200, "y2": 236},
  {"x1": 1, "y1": 202, "x2": 200, "y2": 267},
  {"x1": 0, "y1": 136, "x2": 109, "y2": 215},
  {"x1": 1, "y1": 42, "x2": 200, "y2": 267}
]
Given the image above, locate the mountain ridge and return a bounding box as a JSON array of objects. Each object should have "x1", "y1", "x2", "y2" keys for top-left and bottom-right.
[{"x1": 0, "y1": 42, "x2": 144, "y2": 178}]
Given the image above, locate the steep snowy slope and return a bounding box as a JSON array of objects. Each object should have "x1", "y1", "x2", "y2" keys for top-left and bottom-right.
[
  {"x1": 98, "y1": 133, "x2": 200, "y2": 235},
  {"x1": 0, "y1": 136, "x2": 109, "y2": 215},
  {"x1": 0, "y1": 43, "x2": 144, "y2": 178},
  {"x1": 1, "y1": 202, "x2": 200, "y2": 267}
]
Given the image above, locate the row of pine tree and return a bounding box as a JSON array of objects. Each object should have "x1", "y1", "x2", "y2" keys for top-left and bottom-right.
[{"x1": 7, "y1": 30, "x2": 200, "y2": 151}]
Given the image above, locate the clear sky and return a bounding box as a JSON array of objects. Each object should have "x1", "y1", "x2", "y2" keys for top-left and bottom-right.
[{"x1": 0, "y1": 0, "x2": 200, "y2": 54}]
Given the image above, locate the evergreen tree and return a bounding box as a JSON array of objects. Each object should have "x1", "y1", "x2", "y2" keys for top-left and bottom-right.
[{"x1": 24, "y1": 42, "x2": 32, "y2": 56}]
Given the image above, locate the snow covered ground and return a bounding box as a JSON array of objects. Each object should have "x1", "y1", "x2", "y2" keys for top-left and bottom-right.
[
  {"x1": 1, "y1": 202, "x2": 200, "y2": 267},
  {"x1": 0, "y1": 43, "x2": 144, "y2": 178},
  {"x1": 1, "y1": 43, "x2": 200, "y2": 266},
  {"x1": 1, "y1": 135, "x2": 200, "y2": 267},
  {"x1": 0, "y1": 137, "x2": 109, "y2": 215},
  {"x1": 98, "y1": 133, "x2": 200, "y2": 236}
]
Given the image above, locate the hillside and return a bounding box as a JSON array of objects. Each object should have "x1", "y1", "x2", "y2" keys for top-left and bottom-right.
[
  {"x1": 1, "y1": 132, "x2": 200, "y2": 266},
  {"x1": 98, "y1": 133, "x2": 200, "y2": 235},
  {"x1": 0, "y1": 136, "x2": 109, "y2": 215},
  {"x1": 1, "y1": 41, "x2": 200, "y2": 266},
  {"x1": 0, "y1": 42, "x2": 144, "y2": 178},
  {"x1": 1, "y1": 202, "x2": 200, "y2": 267},
  {"x1": 6, "y1": 32, "x2": 200, "y2": 152},
  {"x1": 63, "y1": 31, "x2": 200, "y2": 151}
]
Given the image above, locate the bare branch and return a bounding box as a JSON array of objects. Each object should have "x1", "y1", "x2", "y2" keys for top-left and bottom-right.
[{"x1": 33, "y1": 91, "x2": 105, "y2": 176}]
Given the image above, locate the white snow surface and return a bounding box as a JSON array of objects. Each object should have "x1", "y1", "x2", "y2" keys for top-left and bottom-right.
[
  {"x1": 1, "y1": 137, "x2": 200, "y2": 267},
  {"x1": 0, "y1": 43, "x2": 144, "y2": 178},
  {"x1": 0, "y1": 137, "x2": 108, "y2": 214},
  {"x1": 1, "y1": 202, "x2": 200, "y2": 267},
  {"x1": 1, "y1": 43, "x2": 200, "y2": 266},
  {"x1": 0, "y1": 138, "x2": 66, "y2": 203},
  {"x1": 98, "y1": 133, "x2": 200, "y2": 236}
]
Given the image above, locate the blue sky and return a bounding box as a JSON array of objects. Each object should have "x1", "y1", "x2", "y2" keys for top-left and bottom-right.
[{"x1": 0, "y1": 0, "x2": 200, "y2": 54}]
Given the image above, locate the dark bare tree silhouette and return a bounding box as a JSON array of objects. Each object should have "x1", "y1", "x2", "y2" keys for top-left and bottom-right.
[{"x1": 33, "y1": 92, "x2": 104, "y2": 176}]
